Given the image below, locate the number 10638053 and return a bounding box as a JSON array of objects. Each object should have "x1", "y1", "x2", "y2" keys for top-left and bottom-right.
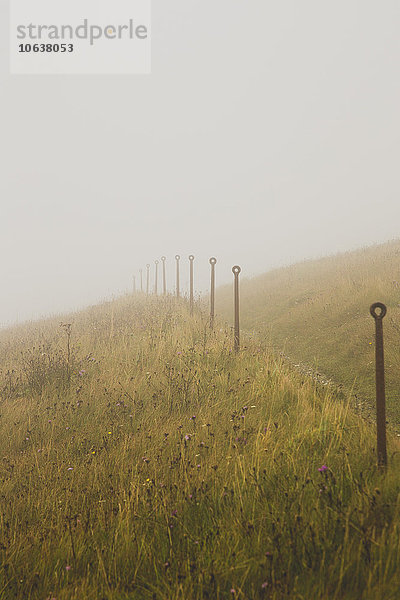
[{"x1": 18, "y1": 43, "x2": 74, "y2": 53}]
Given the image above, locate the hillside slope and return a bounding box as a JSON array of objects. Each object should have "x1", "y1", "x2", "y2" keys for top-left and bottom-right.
[
  {"x1": 217, "y1": 240, "x2": 400, "y2": 424},
  {"x1": 1, "y1": 295, "x2": 400, "y2": 599}
]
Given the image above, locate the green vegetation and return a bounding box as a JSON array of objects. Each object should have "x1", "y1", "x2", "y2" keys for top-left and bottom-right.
[
  {"x1": 1, "y1": 293, "x2": 400, "y2": 599},
  {"x1": 217, "y1": 239, "x2": 400, "y2": 424}
]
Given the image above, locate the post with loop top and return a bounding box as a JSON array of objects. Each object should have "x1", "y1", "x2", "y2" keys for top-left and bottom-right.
[
  {"x1": 154, "y1": 260, "x2": 159, "y2": 295},
  {"x1": 370, "y1": 302, "x2": 388, "y2": 468},
  {"x1": 175, "y1": 255, "x2": 180, "y2": 298},
  {"x1": 189, "y1": 255, "x2": 195, "y2": 315},
  {"x1": 161, "y1": 256, "x2": 167, "y2": 295},
  {"x1": 209, "y1": 258, "x2": 217, "y2": 329},
  {"x1": 146, "y1": 264, "x2": 150, "y2": 296},
  {"x1": 133, "y1": 275, "x2": 136, "y2": 294},
  {"x1": 139, "y1": 269, "x2": 143, "y2": 293},
  {"x1": 232, "y1": 266, "x2": 241, "y2": 352}
]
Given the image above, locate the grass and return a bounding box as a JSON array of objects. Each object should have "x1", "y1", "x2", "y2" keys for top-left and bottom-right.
[
  {"x1": 1, "y1": 293, "x2": 400, "y2": 598},
  {"x1": 217, "y1": 239, "x2": 400, "y2": 425}
]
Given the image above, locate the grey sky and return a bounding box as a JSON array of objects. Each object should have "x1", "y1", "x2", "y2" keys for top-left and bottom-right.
[{"x1": 1, "y1": 1, "x2": 399, "y2": 326}]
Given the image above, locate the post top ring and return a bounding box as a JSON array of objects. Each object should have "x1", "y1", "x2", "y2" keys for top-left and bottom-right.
[
  {"x1": 189, "y1": 255, "x2": 195, "y2": 261},
  {"x1": 175, "y1": 255, "x2": 180, "y2": 261},
  {"x1": 232, "y1": 265, "x2": 241, "y2": 275},
  {"x1": 146, "y1": 264, "x2": 150, "y2": 268},
  {"x1": 155, "y1": 260, "x2": 159, "y2": 265},
  {"x1": 370, "y1": 302, "x2": 387, "y2": 320},
  {"x1": 209, "y1": 257, "x2": 217, "y2": 265},
  {"x1": 161, "y1": 256, "x2": 166, "y2": 261}
]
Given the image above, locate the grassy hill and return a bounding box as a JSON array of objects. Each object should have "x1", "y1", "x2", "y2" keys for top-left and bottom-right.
[
  {"x1": 217, "y1": 240, "x2": 400, "y2": 425},
  {"x1": 1, "y1": 294, "x2": 400, "y2": 599}
]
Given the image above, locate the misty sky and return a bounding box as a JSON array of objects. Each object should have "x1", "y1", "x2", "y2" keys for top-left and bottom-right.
[{"x1": 1, "y1": 1, "x2": 400, "y2": 326}]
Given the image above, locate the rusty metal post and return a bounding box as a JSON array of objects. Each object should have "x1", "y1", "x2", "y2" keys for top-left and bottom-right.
[
  {"x1": 175, "y1": 255, "x2": 180, "y2": 298},
  {"x1": 232, "y1": 266, "x2": 241, "y2": 352},
  {"x1": 154, "y1": 260, "x2": 159, "y2": 295},
  {"x1": 209, "y1": 257, "x2": 217, "y2": 329},
  {"x1": 370, "y1": 302, "x2": 388, "y2": 468},
  {"x1": 161, "y1": 256, "x2": 167, "y2": 295},
  {"x1": 146, "y1": 264, "x2": 150, "y2": 296},
  {"x1": 139, "y1": 269, "x2": 143, "y2": 293},
  {"x1": 189, "y1": 255, "x2": 195, "y2": 315}
]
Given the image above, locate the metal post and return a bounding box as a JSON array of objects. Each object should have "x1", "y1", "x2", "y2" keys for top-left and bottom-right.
[
  {"x1": 232, "y1": 266, "x2": 241, "y2": 352},
  {"x1": 140, "y1": 269, "x2": 143, "y2": 293},
  {"x1": 370, "y1": 302, "x2": 388, "y2": 467},
  {"x1": 146, "y1": 264, "x2": 150, "y2": 296},
  {"x1": 175, "y1": 255, "x2": 180, "y2": 298},
  {"x1": 209, "y1": 257, "x2": 217, "y2": 329},
  {"x1": 154, "y1": 260, "x2": 159, "y2": 295},
  {"x1": 161, "y1": 256, "x2": 167, "y2": 295},
  {"x1": 133, "y1": 275, "x2": 136, "y2": 294},
  {"x1": 189, "y1": 255, "x2": 195, "y2": 315}
]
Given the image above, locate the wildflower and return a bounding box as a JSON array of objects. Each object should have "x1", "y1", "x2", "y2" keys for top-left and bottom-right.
[
  {"x1": 171, "y1": 509, "x2": 178, "y2": 517},
  {"x1": 230, "y1": 590, "x2": 236, "y2": 595},
  {"x1": 67, "y1": 467, "x2": 73, "y2": 471},
  {"x1": 65, "y1": 565, "x2": 72, "y2": 571},
  {"x1": 108, "y1": 431, "x2": 112, "y2": 435},
  {"x1": 318, "y1": 465, "x2": 328, "y2": 472},
  {"x1": 184, "y1": 435, "x2": 190, "y2": 441},
  {"x1": 190, "y1": 415, "x2": 196, "y2": 420},
  {"x1": 78, "y1": 370, "x2": 85, "y2": 376},
  {"x1": 261, "y1": 581, "x2": 268, "y2": 589}
]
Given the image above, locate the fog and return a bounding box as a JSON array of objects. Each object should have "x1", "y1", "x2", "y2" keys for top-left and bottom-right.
[{"x1": 1, "y1": 1, "x2": 399, "y2": 326}]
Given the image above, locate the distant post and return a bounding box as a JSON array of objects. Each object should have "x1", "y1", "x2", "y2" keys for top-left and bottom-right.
[
  {"x1": 146, "y1": 264, "x2": 150, "y2": 296},
  {"x1": 133, "y1": 275, "x2": 136, "y2": 294},
  {"x1": 161, "y1": 256, "x2": 167, "y2": 295},
  {"x1": 154, "y1": 260, "x2": 159, "y2": 295},
  {"x1": 175, "y1": 255, "x2": 180, "y2": 298},
  {"x1": 370, "y1": 302, "x2": 388, "y2": 468},
  {"x1": 140, "y1": 269, "x2": 143, "y2": 293},
  {"x1": 189, "y1": 255, "x2": 195, "y2": 315},
  {"x1": 209, "y1": 257, "x2": 217, "y2": 329},
  {"x1": 232, "y1": 266, "x2": 241, "y2": 352}
]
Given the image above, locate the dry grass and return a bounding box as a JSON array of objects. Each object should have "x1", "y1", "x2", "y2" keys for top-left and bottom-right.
[
  {"x1": 217, "y1": 239, "x2": 400, "y2": 425},
  {"x1": 1, "y1": 294, "x2": 400, "y2": 599}
]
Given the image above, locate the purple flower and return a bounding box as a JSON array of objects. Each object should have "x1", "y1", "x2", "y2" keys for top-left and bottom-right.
[
  {"x1": 318, "y1": 465, "x2": 328, "y2": 472},
  {"x1": 65, "y1": 565, "x2": 72, "y2": 571},
  {"x1": 184, "y1": 435, "x2": 190, "y2": 441}
]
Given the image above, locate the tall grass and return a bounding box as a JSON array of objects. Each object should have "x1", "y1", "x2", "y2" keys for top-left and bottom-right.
[
  {"x1": 1, "y1": 295, "x2": 400, "y2": 599},
  {"x1": 217, "y1": 239, "x2": 400, "y2": 424}
]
